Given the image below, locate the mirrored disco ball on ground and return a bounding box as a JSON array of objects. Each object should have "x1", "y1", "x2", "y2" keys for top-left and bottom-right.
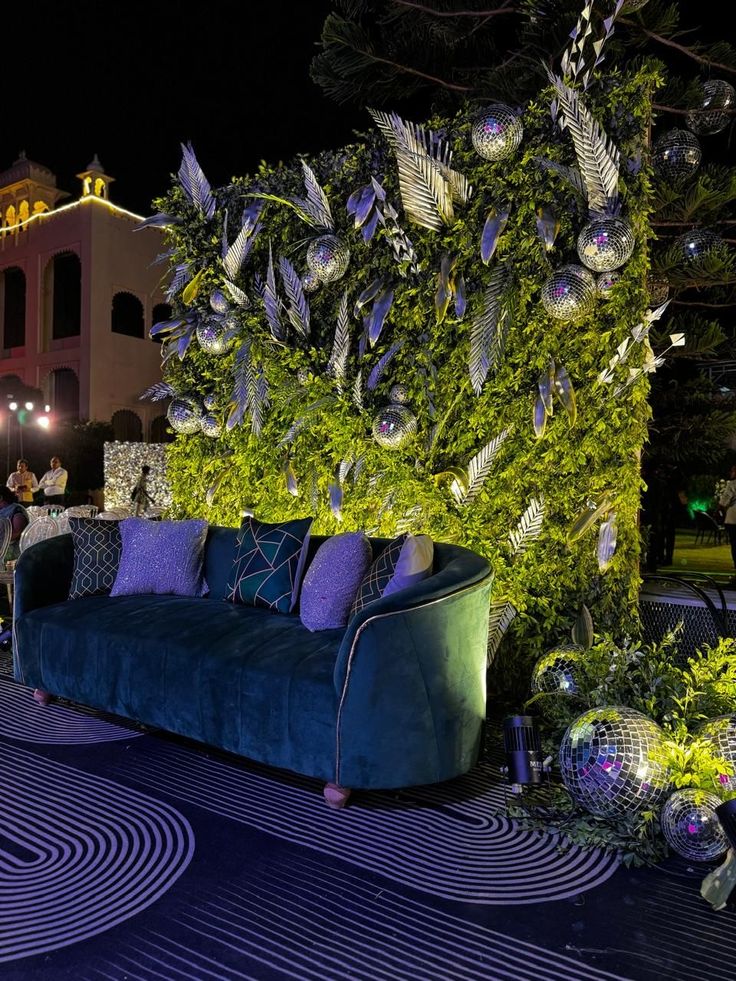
[
  {"x1": 597, "y1": 271, "x2": 621, "y2": 297},
  {"x1": 675, "y1": 228, "x2": 723, "y2": 262},
  {"x1": 559, "y1": 706, "x2": 670, "y2": 818},
  {"x1": 200, "y1": 413, "x2": 223, "y2": 438},
  {"x1": 531, "y1": 644, "x2": 585, "y2": 695},
  {"x1": 686, "y1": 80, "x2": 735, "y2": 136},
  {"x1": 196, "y1": 316, "x2": 234, "y2": 355},
  {"x1": 372, "y1": 403, "x2": 417, "y2": 449},
  {"x1": 389, "y1": 383, "x2": 410, "y2": 405},
  {"x1": 646, "y1": 277, "x2": 670, "y2": 307},
  {"x1": 653, "y1": 129, "x2": 702, "y2": 183},
  {"x1": 306, "y1": 235, "x2": 351, "y2": 284},
  {"x1": 541, "y1": 264, "x2": 597, "y2": 322},
  {"x1": 209, "y1": 289, "x2": 230, "y2": 314},
  {"x1": 203, "y1": 392, "x2": 218, "y2": 411},
  {"x1": 661, "y1": 790, "x2": 728, "y2": 862},
  {"x1": 166, "y1": 395, "x2": 204, "y2": 435},
  {"x1": 302, "y1": 270, "x2": 321, "y2": 293},
  {"x1": 471, "y1": 105, "x2": 524, "y2": 162},
  {"x1": 577, "y1": 217, "x2": 635, "y2": 272},
  {"x1": 700, "y1": 715, "x2": 736, "y2": 791}
]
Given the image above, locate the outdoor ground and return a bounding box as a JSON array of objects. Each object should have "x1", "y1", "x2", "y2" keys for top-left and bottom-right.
[{"x1": 658, "y1": 527, "x2": 735, "y2": 585}]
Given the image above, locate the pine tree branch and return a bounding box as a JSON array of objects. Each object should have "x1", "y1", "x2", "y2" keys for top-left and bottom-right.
[
  {"x1": 672, "y1": 300, "x2": 736, "y2": 308},
  {"x1": 338, "y1": 37, "x2": 473, "y2": 93},
  {"x1": 390, "y1": 1, "x2": 518, "y2": 18},
  {"x1": 621, "y1": 19, "x2": 736, "y2": 77}
]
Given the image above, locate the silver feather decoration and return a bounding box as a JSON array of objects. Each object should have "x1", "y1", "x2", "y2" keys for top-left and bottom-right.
[
  {"x1": 535, "y1": 158, "x2": 588, "y2": 204},
  {"x1": 509, "y1": 496, "x2": 546, "y2": 557},
  {"x1": 300, "y1": 161, "x2": 334, "y2": 231},
  {"x1": 352, "y1": 370, "x2": 364, "y2": 410},
  {"x1": 276, "y1": 396, "x2": 337, "y2": 449},
  {"x1": 177, "y1": 142, "x2": 216, "y2": 220},
  {"x1": 139, "y1": 382, "x2": 175, "y2": 402},
  {"x1": 469, "y1": 267, "x2": 509, "y2": 395},
  {"x1": 460, "y1": 428, "x2": 511, "y2": 506},
  {"x1": 222, "y1": 219, "x2": 259, "y2": 279},
  {"x1": 367, "y1": 340, "x2": 404, "y2": 390},
  {"x1": 487, "y1": 601, "x2": 517, "y2": 665},
  {"x1": 264, "y1": 245, "x2": 285, "y2": 343},
  {"x1": 279, "y1": 256, "x2": 310, "y2": 339},
  {"x1": 205, "y1": 471, "x2": 227, "y2": 507},
  {"x1": 226, "y1": 339, "x2": 253, "y2": 431},
  {"x1": 327, "y1": 292, "x2": 351, "y2": 393},
  {"x1": 597, "y1": 511, "x2": 618, "y2": 572},
  {"x1": 223, "y1": 279, "x2": 250, "y2": 308},
  {"x1": 166, "y1": 263, "x2": 191, "y2": 301}
]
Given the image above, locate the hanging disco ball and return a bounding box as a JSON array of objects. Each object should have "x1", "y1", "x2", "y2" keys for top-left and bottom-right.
[
  {"x1": 652, "y1": 129, "x2": 702, "y2": 183},
  {"x1": 700, "y1": 716, "x2": 736, "y2": 791},
  {"x1": 196, "y1": 316, "x2": 235, "y2": 355},
  {"x1": 646, "y1": 276, "x2": 670, "y2": 307},
  {"x1": 203, "y1": 392, "x2": 218, "y2": 411},
  {"x1": 577, "y1": 217, "x2": 635, "y2": 273},
  {"x1": 541, "y1": 264, "x2": 597, "y2": 322},
  {"x1": 306, "y1": 235, "x2": 351, "y2": 284},
  {"x1": 660, "y1": 790, "x2": 728, "y2": 863},
  {"x1": 371, "y1": 403, "x2": 417, "y2": 449},
  {"x1": 596, "y1": 271, "x2": 621, "y2": 297},
  {"x1": 675, "y1": 228, "x2": 723, "y2": 262},
  {"x1": 166, "y1": 395, "x2": 204, "y2": 435},
  {"x1": 200, "y1": 413, "x2": 223, "y2": 438},
  {"x1": 531, "y1": 644, "x2": 585, "y2": 695},
  {"x1": 686, "y1": 80, "x2": 735, "y2": 136},
  {"x1": 389, "y1": 383, "x2": 410, "y2": 405},
  {"x1": 559, "y1": 706, "x2": 670, "y2": 818},
  {"x1": 302, "y1": 270, "x2": 321, "y2": 293},
  {"x1": 471, "y1": 105, "x2": 524, "y2": 162},
  {"x1": 209, "y1": 289, "x2": 230, "y2": 314}
]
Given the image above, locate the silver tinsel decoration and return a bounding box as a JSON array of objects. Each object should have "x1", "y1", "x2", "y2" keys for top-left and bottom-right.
[
  {"x1": 577, "y1": 217, "x2": 635, "y2": 273},
  {"x1": 646, "y1": 277, "x2": 670, "y2": 307},
  {"x1": 372, "y1": 403, "x2": 417, "y2": 449},
  {"x1": 196, "y1": 316, "x2": 234, "y2": 355},
  {"x1": 541, "y1": 264, "x2": 597, "y2": 322},
  {"x1": 531, "y1": 645, "x2": 584, "y2": 695},
  {"x1": 166, "y1": 395, "x2": 204, "y2": 434},
  {"x1": 597, "y1": 271, "x2": 621, "y2": 296},
  {"x1": 306, "y1": 235, "x2": 351, "y2": 284},
  {"x1": 559, "y1": 706, "x2": 670, "y2": 819},
  {"x1": 660, "y1": 790, "x2": 728, "y2": 863},
  {"x1": 103, "y1": 441, "x2": 172, "y2": 511},
  {"x1": 700, "y1": 715, "x2": 736, "y2": 792},
  {"x1": 686, "y1": 80, "x2": 735, "y2": 136},
  {"x1": 389, "y1": 383, "x2": 410, "y2": 405},
  {"x1": 209, "y1": 289, "x2": 230, "y2": 314},
  {"x1": 302, "y1": 270, "x2": 321, "y2": 293},
  {"x1": 652, "y1": 129, "x2": 702, "y2": 183},
  {"x1": 675, "y1": 228, "x2": 723, "y2": 262},
  {"x1": 200, "y1": 413, "x2": 223, "y2": 438},
  {"x1": 203, "y1": 393, "x2": 218, "y2": 411},
  {"x1": 471, "y1": 105, "x2": 524, "y2": 162}
]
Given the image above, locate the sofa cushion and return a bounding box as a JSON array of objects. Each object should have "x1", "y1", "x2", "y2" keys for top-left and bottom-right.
[
  {"x1": 68, "y1": 517, "x2": 122, "y2": 600},
  {"x1": 299, "y1": 531, "x2": 373, "y2": 631},
  {"x1": 226, "y1": 516, "x2": 312, "y2": 613},
  {"x1": 111, "y1": 518, "x2": 209, "y2": 597},
  {"x1": 350, "y1": 533, "x2": 434, "y2": 616}
]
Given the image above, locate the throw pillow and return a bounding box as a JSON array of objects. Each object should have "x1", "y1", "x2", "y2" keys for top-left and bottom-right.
[
  {"x1": 68, "y1": 517, "x2": 123, "y2": 600},
  {"x1": 350, "y1": 533, "x2": 434, "y2": 616},
  {"x1": 226, "y1": 516, "x2": 312, "y2": 613},
  {"x1": 299, "y1": 531, "x2": 373, "y2": 631},
  {"x1": 110, "y1": 518, "x2": 209, "y2": 597}
]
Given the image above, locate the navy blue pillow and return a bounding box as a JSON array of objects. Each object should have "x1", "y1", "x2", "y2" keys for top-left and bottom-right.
[
  {"x1": 350, "y1": 533, "x2": 408, "y2": 616},
  {"x1": 226, "y1": 516, "x2": 313, "y2": 613},
  {"x1": 68, "y1": 518, "x2": 122, "y2": 600}
]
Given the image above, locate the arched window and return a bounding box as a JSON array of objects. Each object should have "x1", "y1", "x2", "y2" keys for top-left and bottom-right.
[
  {"x1": 111, "y1": 292, "x2": 145, "y2": 339},
  {"x1": 112, "y1": 409, "x2": 143, "y2": 442},
  {"x1": 18, "y1": 200, "x2": 29, "y2": 223},
  {"x1": 151, "y1": 414, "x2": 174, "y2": 443},
  {"x1": 49, "y1": 252, "x2": 81, "y2": 340},
  {"x1": 1, "y1": 267, "x2": 26, "y2": 349},
  {"x1": 44, "y1": 368, "x2": 80, "y2": 420},
  {"x1": 151, "y1": 302, "x2": 172, "y2": 344}
]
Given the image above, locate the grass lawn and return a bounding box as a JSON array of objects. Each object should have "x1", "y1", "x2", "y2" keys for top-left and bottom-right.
[{"x1": 658, "y1": 527, "x2": 735, "y2": 582}]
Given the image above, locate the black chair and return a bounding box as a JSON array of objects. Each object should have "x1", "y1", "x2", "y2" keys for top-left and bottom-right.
[{"x1": 693, "y1": 510, "x2": 725, "y2": 546}]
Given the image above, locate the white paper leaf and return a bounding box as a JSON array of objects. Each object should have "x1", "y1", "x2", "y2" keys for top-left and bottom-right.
[
  {"x1": 509, "y1": 496, "x2": 545, "y2": 557},
  {"x1": 461, "y1": 428, "x2": 511, "y2": 505}
]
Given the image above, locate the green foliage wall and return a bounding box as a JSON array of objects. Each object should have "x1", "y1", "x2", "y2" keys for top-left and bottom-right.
[{"x1": 155, "y1": 66, "x2": 658, "y2": 683}]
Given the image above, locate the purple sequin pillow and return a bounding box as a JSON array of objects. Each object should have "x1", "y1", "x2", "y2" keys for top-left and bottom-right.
[
  {"x1": 110, "y1": 518, "x2": 209, "y2": 597},
  {"x1": 299, "y1": 532, "x2": 373, "y2": 632}
]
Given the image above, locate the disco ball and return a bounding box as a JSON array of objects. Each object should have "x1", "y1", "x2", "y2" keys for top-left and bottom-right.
[
  {"x1": 302, "y1": 270, "x2": 321, "y2": 293},
  {"x1": 686, "y1": 80, "x2": 735, "y2": 136},
  {"x1": 646, "y1": 276, "x2": 670, "y2": 307},
  {"x1": 371, "y1": 403, "x2": 417, "y2": 449},
  {"x1": 700, "y1": 715, "x2": 736, "y2": 791},
  {"x1": 203, "y1": 392, "x2": 218, "y2": 411},
  {"x1": 166, "y1": 395, "x2": 204, "y2": 435},
  {"x1": 209, "y1": 289, "x2": 230, "y2": 314},
  {"x1": 660, "y1": 790, "x2": 728, "y2": 862},
  {"x1": 559, "y1": 706, "x2": 670, "y2": 818},
  {"x1": 596, "y1": 271, "x2": 621, "y2": 297},
  {"x1": 389, "y1": 383, "x2": 410, "y2": 405},
  {"x1": 471, "y1": 105, "x2": 524, "y2": 162},
  {"x1": 306, "y1": 235, "x2": 351, "y2": 284},
  {"x1": 540, "y1": 264, "x2": 597, "y2": 322},
  {"x1": 652, "y1": 129, "x2": 702, "y2": 183},
  {"x1": 200, "y1": 413, "x2": 223, "y2": 438},
  {"x1": 577, "y1": 217, "x2": 635, "y2": 272},
  {"x1": 675, "y1": 228, "x2": 723, "y2": 262},
  {"x1": 196, "y1": 316, "x2": 234, "y2": 355},
  {"x1": 531, "y1": 644, "x2": 585, "y2": 695}
]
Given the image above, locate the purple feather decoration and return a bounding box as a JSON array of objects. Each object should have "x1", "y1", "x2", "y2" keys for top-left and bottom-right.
[
  {"x1": 227, "y1": 340, "x2": 252, "y2": 430},
  {"x1": 135, "y1": 213, "x2": 182, "y2": 230},
  {"x1": 354, "y1": 186, "x2": 377, "y2": 227},
  {"x1": 139, "y1": 382, "x2": 175, "y2": 402},
  {"x1": 176, "y1": 326, "x2": 195, "y2": 361},
  {"x1": 367, "y1": 288, "x2": 394, "y2": 348},
  {"x1": 481, "y1": 208, "x2": 509, "y2": 265},
  {"x1": 328, "y1": 482, "x2": 344, "y2": 521},
  {"x1": 178, "y1": 143, "x2": 216, "y2": 220},
  {"x1": 367, "y1": 340, "x2": 404, "y2": 390},
  {"x1": 354, "y1": 277, "x2": 385, "y2": 318},
  {"x1": 454, "y1": 273, "x2": 467, "y2": 319},
  {"x1": 358, "y1": 332, "x2": 368, "y2": 359},
  {"x1": 362, "y1": 208, "x2": 381, "y2": 243},
  {"x1": 346, "y1": 188, "x2": 363, "y2": 215},
  {"x1": 535, "y1": 206, "x2": 559, "y2": 252}
]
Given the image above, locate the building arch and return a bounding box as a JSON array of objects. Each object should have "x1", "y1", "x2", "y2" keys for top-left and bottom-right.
[
  {"x1": 43, "y1": 367, "x2": 80, "y2": 420},
  {"x1": 111, "y1": 291, "x2": 145, "y2": 339},
  {"x1": 42, "y1": 250, "x2": 81, "y2": 346},
  {"x1": 111, "y1": 409, "x2": 143, "y2": 442},
  {"x1": 0, "y1": 266, "x2": 26, "y2": 349},
  {"x1": 150, "y1": 414, "x2": 174, "y2": 443},
  {"x1": 151, "y1": 302, "x2": 172, "y2": 344}
]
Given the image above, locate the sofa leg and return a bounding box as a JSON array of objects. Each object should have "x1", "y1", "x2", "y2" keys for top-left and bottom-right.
[
  {"x1": 324, "y1": 783, "x2": 351, "y2": 809},
  {"x1": 33, "y1": 689, "x2": 52, "y2": 706}
]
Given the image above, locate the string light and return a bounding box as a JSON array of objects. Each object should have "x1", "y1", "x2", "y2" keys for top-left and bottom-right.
[{"x1": 0, "y1": 192, "x2": 156, "y2": 236}]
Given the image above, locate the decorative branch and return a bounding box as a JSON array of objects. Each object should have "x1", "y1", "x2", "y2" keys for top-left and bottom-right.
[
  {"x1": 620, "y1": 18, "x2": 736, "y2": 77},
  {"x1": 390, "y1": 1, "x2": 518, "y2": 18}
]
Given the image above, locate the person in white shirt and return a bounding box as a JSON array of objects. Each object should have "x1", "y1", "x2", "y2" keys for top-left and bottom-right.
[
  {"x1": 38, "y1": 456, "x2": 68, "y2": 507},
  {"x1": 6, "y1": 458, "x2": 39, "y2": 504}
]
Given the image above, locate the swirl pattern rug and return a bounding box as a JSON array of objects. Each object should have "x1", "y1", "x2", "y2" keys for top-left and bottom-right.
[{"x1": 0, "y1": 656, "x2": 733, "y2": 981}]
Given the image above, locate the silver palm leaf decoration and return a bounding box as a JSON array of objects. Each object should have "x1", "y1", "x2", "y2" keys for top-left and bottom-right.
[
  {"x1": 300, "y1": 160, "x2": 334, "y2": 231},
  {"x1": 487, "y1": 601, "x2": 517, "y2": 665},
  {"x1": 177, "y1": 142, "x2": 216, "y2": 219},
  {"x1": 327, "y1": 292, "x2": 351, "y2": 393},
  {"x1": 460, "y1": 428, "x2": 511, "y2": 506},
  {"x1": 139, "y1": 382, "x2": 175, "y2": 402},
  {"x1": 469, "y1": 266, "x2": 510, "y2": 395},
  {"x1": 279, "y1": 256, "x2": 310, "y2": 339},
  {"x1": 509, "y1": 496, "x2": 546, "y2": 557}
]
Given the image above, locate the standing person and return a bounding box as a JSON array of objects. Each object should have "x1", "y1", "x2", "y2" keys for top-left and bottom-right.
[
  {"x1": 6, "y1": 459, "x2": 38, "y2": 504},
  {"x1": 38, "y1": 456, "x2": 68, "y2": 508},
  {"x1": 718, "y1": 464, "x2": 736, "y2": 583},
  {"x1": 0, "y1": 485, "x2": 29, "y2": 559},
  {"x1": 130, "y1": 465, "x2": 155, "y2": 516}
]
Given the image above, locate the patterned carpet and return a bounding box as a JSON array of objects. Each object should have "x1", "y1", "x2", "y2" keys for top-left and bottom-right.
[{"x1": 1, "y1": 650, "x2": 734, "y2": 981}]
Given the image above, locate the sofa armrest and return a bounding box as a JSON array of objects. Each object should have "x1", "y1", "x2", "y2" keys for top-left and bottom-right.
[{"x1": 13, "y1": 533, "x2": 75, "y2": 620}]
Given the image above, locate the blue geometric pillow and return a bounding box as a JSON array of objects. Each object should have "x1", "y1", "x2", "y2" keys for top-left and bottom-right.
[
  {"x1": 350, "y1": 533, "x2": 434, "y2": 617},
  {"x1": 68, "y1": 518, "x2": 123, "y2": 600},
  {"x1": 226, "y1": 516, "x2": 313, "y2": 613}
]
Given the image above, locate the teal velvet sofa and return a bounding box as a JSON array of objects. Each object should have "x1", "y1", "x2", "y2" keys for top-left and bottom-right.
[{"x1": 12, "y1": 526, "x2": 493, "y2": 805}]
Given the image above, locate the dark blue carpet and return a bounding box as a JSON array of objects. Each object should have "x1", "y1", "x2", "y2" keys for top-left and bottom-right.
[{"x1": 1, "y1": 652, "x2": 733, "y2": 981}]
